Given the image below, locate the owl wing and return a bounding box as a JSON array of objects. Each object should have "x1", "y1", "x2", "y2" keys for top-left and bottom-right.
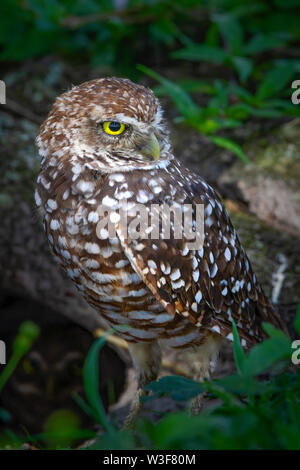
[{"x1": 115, "y1": 175, "x2": 283, "y2": 348}]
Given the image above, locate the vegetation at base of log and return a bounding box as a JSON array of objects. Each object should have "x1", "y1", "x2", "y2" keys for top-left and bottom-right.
[
  {"x1": 1, "y1": 308, "x2": 299, "y2": 449},
  {"x1": 82, "y1": 309, "x2": 300, "y2": 450}
]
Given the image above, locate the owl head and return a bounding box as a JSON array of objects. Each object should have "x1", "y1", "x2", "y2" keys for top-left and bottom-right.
[{"x1": 36, "y1": 77, "x2": 172, "y2": 173}]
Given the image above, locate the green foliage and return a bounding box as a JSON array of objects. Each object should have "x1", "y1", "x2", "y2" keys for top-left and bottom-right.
[
  {"x1": 0, "y1": 321, "x2": 40, "y2": 394},
  {"x1": 81, "y1": 334, "x2": 114, "y2": 432},
  {"x1": 140, "y1": 321, "x2": 299, "y2": 449},
  {"x1": 78, "y1": 331, "x2": 135, "y2": 450},
  {"x1": 1, "y1": 1, "x2": 299, "y2": 161},
  {"x1": 0, "y1": 321, "x2": 40, "y2": 449},
  {"x1": 42, "y1": 409, "x2": 86, "y2": 449},
  {"x1": 137, "y1": 65, "x2": 199, "y2": 120},
  {"x1": 74, "y1": 326, "x2": 130, "y2": 433},
  {"x1": 0, "y1": 0, "x2": 199, "y2": 76},
  {"x1": 138, "y1": 0, "x2": 300, "y2": 161},
  {"x1": 231, "y1": 319, "x2": 245, "y2": 374},
  {"x1": 1, "y1": 311, "x2": 299, "y2": 449},
  {"x1": 1, "y1": 1, "x2": 298, "y2": 80},
  {"x1": 138, "y1": 65, "x2": 251, "y2": 162},
  {"x1": 80, "y1": 312, "x2": 300, "y2": 450},
  {"x1": 139, "y1": 57, "x2": 300, "y2": 160}
]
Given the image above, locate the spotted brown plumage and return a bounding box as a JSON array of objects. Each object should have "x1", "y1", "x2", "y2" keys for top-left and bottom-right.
[{"x1": 36, "y1": 77, "x2": 285, "y2": 420}]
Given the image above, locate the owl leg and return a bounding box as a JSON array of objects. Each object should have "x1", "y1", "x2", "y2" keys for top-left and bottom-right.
[
  {"x1": 123, "y1": 341, "x2": 161, "y2": 429},
  {"x1": 188, "y1": 334, "x2": 223, "y2": 415}
]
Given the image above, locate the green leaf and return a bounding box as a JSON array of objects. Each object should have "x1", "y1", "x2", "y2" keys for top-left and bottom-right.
[
  {"x1": 149, "y1": 19, "x2": 178, "y2": 46},
  {"x1": 294, "y1": 303, "x2": 300, "y2": 336},
  {"x1": 236, "y1": 322, "x2": 292, "y2": 377},
  {"x1": 0, "y1": 321, "x2": 40, "y2": 393},
  {"x1": 262, "y1": 322, "x2": 289, "y2": 340},
  {"x1": 209, "y1": 136, "x2": 251, "y2": 164},
  {"x1": 227, "y1": 103, "x2": 251, "y2": 120},
  {"x1": 137, "y1": 65, "x2": 199, "y2": 119},
  {"x1": 208, "y1": 80, "x2": 229, "y2": 108},
  {"x1": 146, "y1": 375, "x2": 204, "y2": 401},
  {"x1": 172, "y1": 44, "x2": 228, "y2": 64},
  {"x1": 204, "y1": 382, "x2": 244, "y2": 408},
  {"x1": 231, "y1": 57, "x2": 253, "y2": 82},
  {"x1": 245, "y1": 107, "x2": 285, "y2": 118},
  {"x1": 232, "y1": 319, "x2": 246, "y2": 375},
  {"x1": 192, "y1": 118, "x2": 220, "y2": 134},
  {"x1": 243, "y1": 337, "x2": 291, "y2": 376},
  {"x1": 72, "y1": 393, "x2": 96, "y2": 421},
  {"x1": 215, "y1": 374, "x2": 270, "y2": 395},
  {"x1": 228, "y1": 84, "x2": 255, "y2": 104},
  {"x1": 213, "y1": 14, "x2": 244, "y2": 55},
  {"x1": 149, "y1": 412, "x2": 223, "y2": 450},
  {"x1": 42, "y1": 409, "x2": 85, "y2": 449},
  {"x1": 256, "y1": 64, "x2": 296, "y2": 100},
  {"x1": 214, "y1": 117, "x2": 242, "y2": 130},
  {"x1": 83, "y1": 335, "x2": 114, "y2": 432},
  {"x1": 244, "y1": 33, "x2": 289, "y2": 55},
  {"x1": 205, "y1": 23, "x2": 219, "y2": 47}
]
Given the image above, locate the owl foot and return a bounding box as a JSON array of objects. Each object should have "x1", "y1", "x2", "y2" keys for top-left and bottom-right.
[
  {"x1": 122, "y1": 388, "x2": 145, "y2": 430},
  {"x1": 190, "y1": 393, "x2": 205, "y2": 415}
]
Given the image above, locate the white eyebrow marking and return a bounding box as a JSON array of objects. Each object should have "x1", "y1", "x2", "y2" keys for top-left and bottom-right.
[{"x1": 107, "y1": 113, "x2": 150, "y2": 131}]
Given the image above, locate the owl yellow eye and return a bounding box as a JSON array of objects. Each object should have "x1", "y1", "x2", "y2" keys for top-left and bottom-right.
[{"x1": 102, "y1": 121, "x2": 126, "y2": 135}]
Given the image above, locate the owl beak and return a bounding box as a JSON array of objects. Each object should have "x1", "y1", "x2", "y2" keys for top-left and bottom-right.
[{"x1": 140, "y1": 133, "x2": 160, "y2": 161}]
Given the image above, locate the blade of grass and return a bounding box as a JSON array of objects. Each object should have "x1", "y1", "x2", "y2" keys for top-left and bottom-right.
[
  {"x1": 137, "y1": 64, "x2": 199, "y2": 119},
  {"x1": 82, "y1": 334, "x2": 114, "y2": 433},
  {"x1": 232, "y1": 319, "x2": 246, "y2": 375},
  {"x1": 210, "y1": 136, "x2": 251, "y2": 164},
  {"x1": 0, "y1": 322, "x2": 40, "y2": 393}
]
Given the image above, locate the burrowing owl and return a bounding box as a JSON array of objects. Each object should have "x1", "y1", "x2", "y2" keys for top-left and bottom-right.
[{"x1": 36, "y1": 78, "x2": 284, "y2": 421}]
